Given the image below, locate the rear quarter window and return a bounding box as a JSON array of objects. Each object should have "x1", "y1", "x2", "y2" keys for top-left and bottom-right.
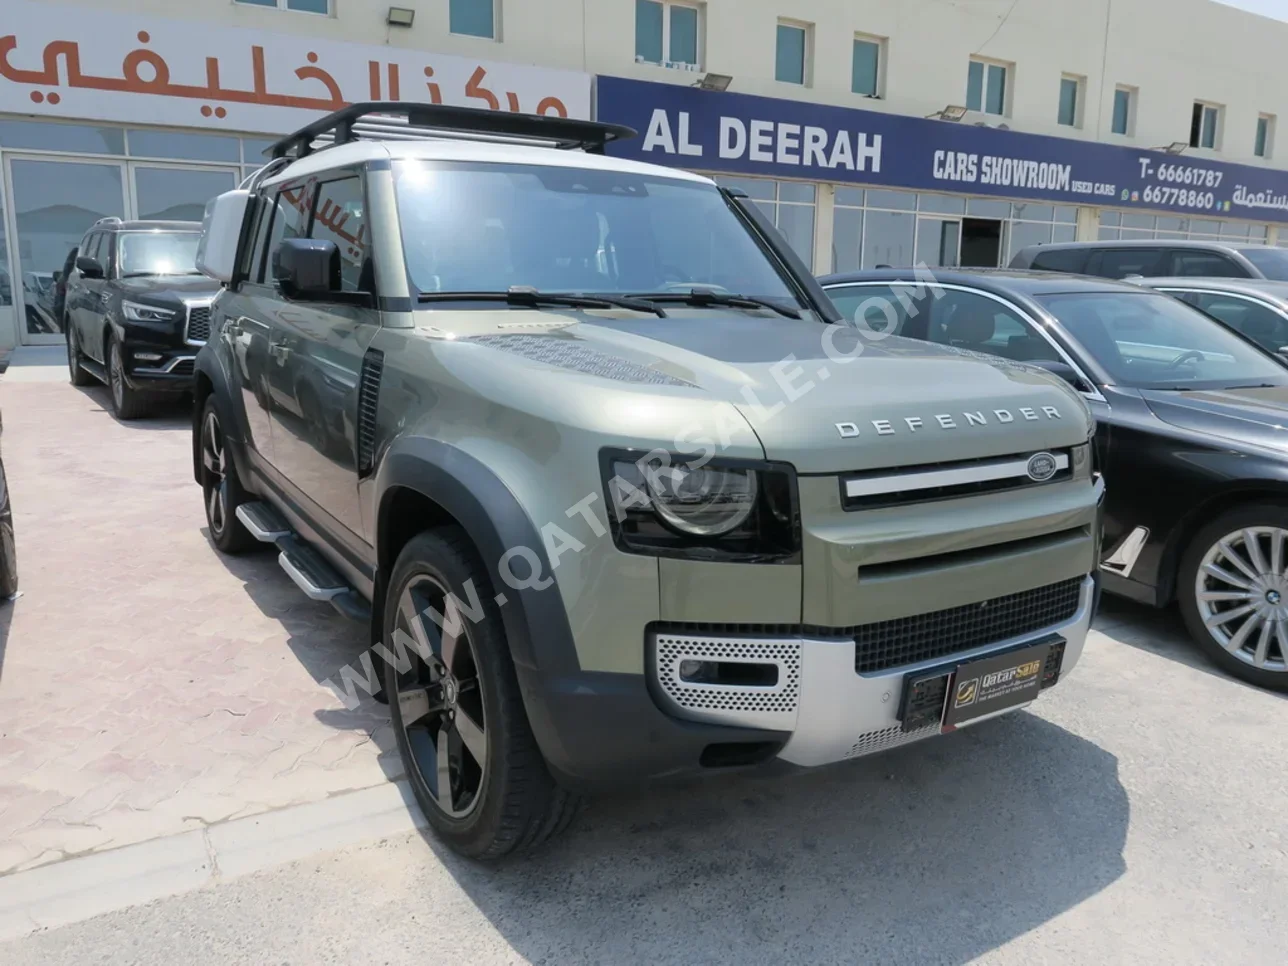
[
  {"x1": 1029, "y1": 248, "x2": 1089, "y2": 274},
  {"x1": 1168, "y1": 250, "x2": 1250, "y2": 278},
  {"x1": 1086, "y1": 248, "x2": 1166, "y2": 279}
]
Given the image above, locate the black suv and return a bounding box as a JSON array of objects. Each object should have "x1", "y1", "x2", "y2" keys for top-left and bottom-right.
[
  {"x1": 1010, "y1": 239, "x2": 1288, "y2": 281},
  {"x1": 65, "y1": 218, "x2": 221, "y2": 419}
]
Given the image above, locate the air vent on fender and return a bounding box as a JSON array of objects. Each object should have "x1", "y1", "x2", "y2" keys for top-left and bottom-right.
[{"x1": 356, "y1": 348, "x2": 384, "y2": 474}]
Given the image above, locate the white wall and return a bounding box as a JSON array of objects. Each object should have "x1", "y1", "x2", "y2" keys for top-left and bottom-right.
[{"x1": 51, "y1": 0, "x2": 1288, "y2": 167}]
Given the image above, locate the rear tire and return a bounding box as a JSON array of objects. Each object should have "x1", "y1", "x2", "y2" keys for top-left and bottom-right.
[
  {"x1": 67, "y1": 324, "x2": 93, "y2": 387},
  {"x1": 383, "y1": 528, "x2": 580, "y2": 858},
  {"x1": 1178, "y1": 504, "x2": 1288, "y2": 692},
  {"x1": 199, "y1": 398, "x2": 257, "y2": 554},
  {"x1": 107, "y1": 335, "x2": 150, "y2": 420},
  {"x1": 0, "y1": 457, "x2": 17, "y2": 599}
]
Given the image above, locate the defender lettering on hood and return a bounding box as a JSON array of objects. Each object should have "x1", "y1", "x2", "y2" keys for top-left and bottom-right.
[{"x1": 836, "y1": 405, "x2": 1064, "y2": 439}]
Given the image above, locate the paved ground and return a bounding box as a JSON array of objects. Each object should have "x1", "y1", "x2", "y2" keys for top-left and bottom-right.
[
  {"x1": 1, "y1": 350, "x2": 1286, "y2": 963},
  {"x1": 3, "y1": 604, "x2": 1286, "y2": 965},
  {"x1": 0, "y1": 360, "x2": 397, "y2": 876}
]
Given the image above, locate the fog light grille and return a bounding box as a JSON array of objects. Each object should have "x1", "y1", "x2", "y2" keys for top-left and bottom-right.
[{"x1": 652, "y1": 634, "x2": 801, "y2": 730}]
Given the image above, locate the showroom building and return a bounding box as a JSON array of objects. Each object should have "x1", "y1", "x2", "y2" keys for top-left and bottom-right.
[{"x1": 6, "y1": 0, "x2": 1288, "y2": 353}]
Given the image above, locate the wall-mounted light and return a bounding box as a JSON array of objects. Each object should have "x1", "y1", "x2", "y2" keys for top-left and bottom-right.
[
  {"x1": 1154, "y1": 141, "x2": 1189, "y2": 155},
  {"x1": 387, "y1": 6, "x2": 415, "y2": 28},
  {"x1": 693, "y1": 72, "x2": 733, "y2": 92},
  {"x1": 927, "y1": 105, "x2": 969, "y2": 122}
]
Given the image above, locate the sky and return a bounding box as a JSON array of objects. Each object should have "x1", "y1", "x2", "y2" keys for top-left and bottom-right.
[{"x1": 1212, "y1": 0, "x2": 1288, "y2": 21}]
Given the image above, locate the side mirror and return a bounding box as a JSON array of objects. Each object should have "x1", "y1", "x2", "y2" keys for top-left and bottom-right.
[
  {"x1": 1031, "y1": 359, "x2": 1092, "y2": 393},
  {"x1": 1275, "y1": 346, "x2": 1288, "y2": 362},
  {"x1": 273, "y1": 238, "x2": 340, "y2": 300},
  {"x1": 75, "y1": 256, "x2": 104, "y2": 279},
  {"x1": 195, "y1": 188, "x2": 250, "y2": 284}
]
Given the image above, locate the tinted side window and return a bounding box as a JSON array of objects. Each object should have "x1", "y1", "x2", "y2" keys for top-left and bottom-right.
[
  {"x1": 1029, "y1": 248, "x2": 1089, "y2": 274},
  {"x1": 308, "y1": 176, "x2": 370, "y2": 293},
  {"x1": 81, "y1": 232, "x2": 102, "y2": 263},
  {"x1": 1092, "y1": 248, "x2": 1166, "y2": 279},
  {"x1": 1169, "y1": 250, "x2": 1250, "y2": 278},
  {"x1": 824, "y1": 284, "x2": 919, "y2": 334},
  {"x1": 265, "y1": 183, "x2": 312, "y2": 283},
  {"x1": 243, "y1": 198, "x2": 275, "y2": 284},
  {"x1": 924, "y1": 289, "x2": 1063, "y2": 364},
  {"x1": 1189, "y1": 293, "x2": 1288, "y2": 352}
]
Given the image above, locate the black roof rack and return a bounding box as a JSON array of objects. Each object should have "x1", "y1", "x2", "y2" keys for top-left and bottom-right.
[{"x1": 267, "y1": 101, "x2": 637, "y2": 160}]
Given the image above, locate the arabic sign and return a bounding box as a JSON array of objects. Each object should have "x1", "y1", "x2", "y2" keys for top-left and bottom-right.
[
  {"x1": 596, "y1": 76, "x2": 1288, "y2": 224},
  {"x1": 0, "y1": 0, "x2": 591, "y2": 136}
]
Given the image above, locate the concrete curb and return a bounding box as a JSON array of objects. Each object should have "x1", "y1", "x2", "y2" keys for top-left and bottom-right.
[{"x1": 0, "y1": 780, "x2": 427, "y2": 943}]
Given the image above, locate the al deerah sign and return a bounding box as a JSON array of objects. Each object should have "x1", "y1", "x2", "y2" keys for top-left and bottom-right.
[
  {"x1": 596, "y1": 76, "x2": 1288, "y2": 224},
  {"x1": 0, "y1": 0, "x2": 591, "y2": 134}
]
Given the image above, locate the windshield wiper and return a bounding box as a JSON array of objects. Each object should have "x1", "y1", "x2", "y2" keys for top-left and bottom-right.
[
  {"x1": 417, "y1": 287, "x2": 667, "y2": 318},
  {"x1": 627, "y1": 288, "x2": 802, "y2": 319}
]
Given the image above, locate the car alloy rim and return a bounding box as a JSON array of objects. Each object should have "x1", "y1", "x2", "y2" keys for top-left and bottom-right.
[
  {"x1": 110, "y1": 344, "x2": 124, "y2": 409},
  {"x1": 1195, "y1": 526, "x2": 1288, "y2": 672},
  {"x1": 392, "y1": 574, "x2": 488, "y2": 819},
  {"x1": 201, "y1": 410, "x2": 228, "y2": 535}
]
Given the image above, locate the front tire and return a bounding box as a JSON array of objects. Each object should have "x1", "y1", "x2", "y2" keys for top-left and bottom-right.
[
  {"x1": 107, "y1": 335, "x2": 150, "y2": 420},
  {"x1": 199, "y1": 398, "x2": 256, "y2": 554},
  {"x1": 384, "y1": 529, "x2": 579, "y2": 858},
  {"x1": 0, "y1": 458, "x2": 17, "y2": 599},
  {"x1": 67, "y1": 324, "x2": 93, "y2": 387},
  {"x1": 1178, "y1": 504, "x2": 1288, "y2": 692}
]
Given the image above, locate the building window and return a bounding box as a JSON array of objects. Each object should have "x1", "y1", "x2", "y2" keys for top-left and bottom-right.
[
  {"x1": 1058, "y1": 74, "x2": 1083, "y2": 128},
  {"x1": 635, "y1": 1, "x2": 702, "y2": 70},
  {"x1": 775, "y1": 21, "x2": 810, "y2": 86},
  {"x1": 716, "y1": 177, "x2": 816, "y2": 267},
  {"x1": 234, "y1": 0, "x2": 330, "y2": 12},
  {"x1": 1190, "y1": 101, "x2": 1222, "y2": 150},
  {"x1": 1256, "y1": 114, "x2": 1275, "y2": 159},
  {"x1": 851, "y1": 34, "x2": 884, "y2": 98},
  {"x1": 450, "y1": 0, "x2": 497, "y2": 39},
  {"x1": 966, "y1": 58, "x2": 1009, "y2": 116},
  {"x1": 1112, "y1": 86, "x2": 1135, "y2": 136}
]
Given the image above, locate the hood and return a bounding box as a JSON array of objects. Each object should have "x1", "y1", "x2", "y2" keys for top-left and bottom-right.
[
  {"x1": 116, "y1": 275, "x2": 221, "y2": 304},
  {"x1": 450, "y1": 312, "x2": 1093, "y2": 473},
  {"x1": 1140, "y1": 385, "x2": 1288, "y2": 451}
]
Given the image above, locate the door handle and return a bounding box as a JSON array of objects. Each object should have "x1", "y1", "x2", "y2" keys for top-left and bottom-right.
[{"x1": 269, "y1": 340, "x2": 292, "y2": 361}]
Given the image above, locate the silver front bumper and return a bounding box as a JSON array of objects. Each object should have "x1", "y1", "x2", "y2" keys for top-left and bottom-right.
[{"x1": 651, "y1": 575, "x2": 1096, "y2": 767}]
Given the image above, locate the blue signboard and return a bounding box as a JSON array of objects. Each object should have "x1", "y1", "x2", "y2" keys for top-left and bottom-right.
[{"x1": 596, "y1": 76, "x2": 1288, "y2": 224}]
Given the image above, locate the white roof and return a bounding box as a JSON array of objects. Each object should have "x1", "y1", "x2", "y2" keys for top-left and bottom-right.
[{"x1": 258, "y1": 137, "x2": 714, "y2": 188}]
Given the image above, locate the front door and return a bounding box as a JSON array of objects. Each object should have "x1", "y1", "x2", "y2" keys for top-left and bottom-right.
[
  {"x1": 4, "y1": 156, "x2": 127, "y2": 345},
  {"x1": 263, "y1": 174, "x2": 376, "y2": 544}
]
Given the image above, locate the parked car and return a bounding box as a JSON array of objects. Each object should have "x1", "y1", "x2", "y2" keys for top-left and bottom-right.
[
  {"x1": 0, "y1": 407, "x2": 16, "y2": 600},
  {"x1": 1010, "y1": 239, "x2": 1288, "y2": 281},
  {"x1": 1130, "y1": 277, "x2": 1288, "y2": 356},
  {"x1": 64, "y1": 218, "x2": 219, "y2": 419},
  {"x1": 821, "y1": 268, "x2": 1288, "y2": 691},
  {"x1": 192, "y1": 103, "x2": 1102, "y2": 857}
]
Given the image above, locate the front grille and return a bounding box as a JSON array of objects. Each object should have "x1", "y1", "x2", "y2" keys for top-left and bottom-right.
[
  {"x1": 843, "y1": 723, "x2": 938, "y2": 759},
  {"x1": 185, "y1": 306, "x2": 211, "y2": 344},
  {"x1": 840, "y1": 450, "x2": 1073, "y2": 511},
  {"x1": 170, "y1": 359, "x2": 195, "y2": 376},
  {"x1": 852, "y1": 577, "x2": 1083, "y2": 674}
]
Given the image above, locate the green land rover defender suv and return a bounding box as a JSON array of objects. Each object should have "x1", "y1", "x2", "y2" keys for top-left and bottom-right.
[{"x1": 192, "y1": 103, "x2": 1103, "y2": 858}]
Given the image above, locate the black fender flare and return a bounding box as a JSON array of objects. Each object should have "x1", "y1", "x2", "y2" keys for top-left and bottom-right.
[
  {"x1": 374, "y1": 437, "x2": 580, "y2": 677},
  {"x1": 191, "y1": 345, "x2": 249, "y2": 490}
]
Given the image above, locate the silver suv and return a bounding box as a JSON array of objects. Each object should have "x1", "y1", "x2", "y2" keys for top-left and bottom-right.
[{"x1": 192, "y1": 103, "x2": 1102, "y2": 857}]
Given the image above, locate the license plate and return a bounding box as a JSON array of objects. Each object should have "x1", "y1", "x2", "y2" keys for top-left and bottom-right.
[{"x1": 941, "y1": 641, "x2": 1051, "y2": 729}]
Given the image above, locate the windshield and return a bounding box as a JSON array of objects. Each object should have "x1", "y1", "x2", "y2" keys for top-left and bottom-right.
[
  {"x1": 1238, "y1": 248, "x2": 1288, "y2": 281},
  {"x1": 117, "y1": 232, "x2": 200, "y2": 277},
  {"x1": 392, "y1": 160, "x2": 800, "y2": 306},
  {"x1": 1037, "y1": 291, "x2": 1288, "y2": 389}
]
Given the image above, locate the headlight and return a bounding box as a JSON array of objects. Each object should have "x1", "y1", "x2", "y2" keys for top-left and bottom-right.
[
  {"x1": 122, "y1": 301, "x2": 176, "y2": 323},
  {"x1": 602, "y1": 450, "x2": 799, "y2": 563},
  {"x1": 646, "y1": 464, "x2": 758, "y2": 536}
]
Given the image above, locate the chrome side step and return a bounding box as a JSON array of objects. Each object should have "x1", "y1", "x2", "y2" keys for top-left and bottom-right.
[
  {"x1": 235, "y1": 501, "x2": 371, "y2": 623},
  {"x1": 236, "y1": 502, "x2": 291, "y2": 542}
]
